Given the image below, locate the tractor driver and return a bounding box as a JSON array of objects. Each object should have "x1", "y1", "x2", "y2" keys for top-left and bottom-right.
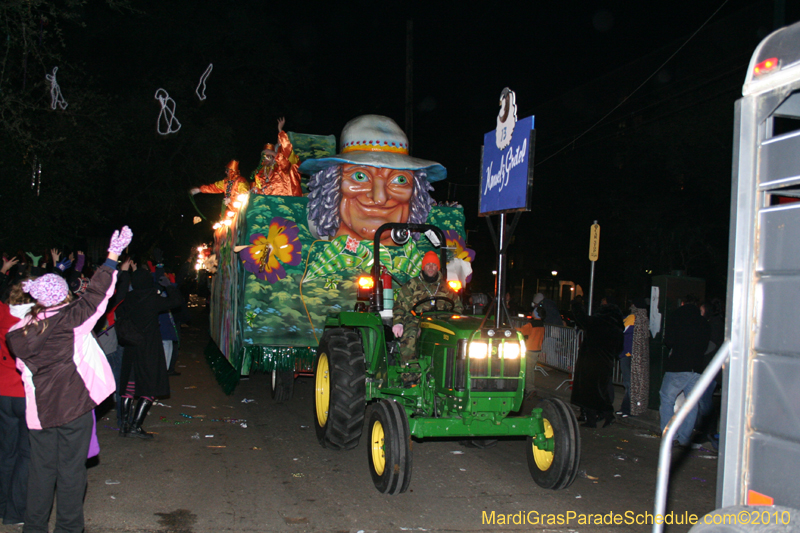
[{"x1": 392, "y1": 251, "x2": 463, "y2": 364}]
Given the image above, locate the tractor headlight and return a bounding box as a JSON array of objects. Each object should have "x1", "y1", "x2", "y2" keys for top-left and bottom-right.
[
  {"x1": 468, "y1": 341, "x2": 488, "y2": 359},
  {"x1": 356, "y1": 275, "x2": 374, "y2": 301},
  {"x1": 498, "y1": 341, "x2": 521, "y2": 359}
]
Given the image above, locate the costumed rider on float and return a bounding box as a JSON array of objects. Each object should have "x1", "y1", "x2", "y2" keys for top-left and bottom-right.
[
  {"x1": 189, "y1": 159, "x2": 251, "y2": 205},
  {"x1": 251, "y1": 117, "x2": 303, "y2": 197}
]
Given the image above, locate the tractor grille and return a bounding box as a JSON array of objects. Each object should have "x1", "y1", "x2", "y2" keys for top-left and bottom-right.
[
  {"x1": 470, "y1": 377, "x2": 519, "y2": 392},
  {"x1": 460, "y1": 339, "x2": 521, "y2": 392}
]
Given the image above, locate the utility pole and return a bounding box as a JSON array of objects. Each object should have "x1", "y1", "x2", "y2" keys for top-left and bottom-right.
[
  {"x1": 774, "y1": 0, "x2": 785, "y2": 30},
  {"x1": 405, "y1": 20, "x2": 414, "y2": 152}
]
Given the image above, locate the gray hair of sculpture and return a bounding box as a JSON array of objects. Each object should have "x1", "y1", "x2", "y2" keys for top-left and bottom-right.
[
  {"x1": 307, "y1": 165, "x2": 343, "y2": 238},
  {"x1": 307, "y1": 165, "x2": 434, "y2": 240}
]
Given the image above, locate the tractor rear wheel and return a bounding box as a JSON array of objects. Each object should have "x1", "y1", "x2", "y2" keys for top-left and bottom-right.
[
  {"x1": 526, "y1": 398, "x2": 581, "y2": 489},
  {"x1": 368, "y1": 399, "x2": 413, "y2": 495},
  {"x1": 313, "y1": 328, "x2": 366, "y2": 450},
  {"x1": 270, "y1": 369, "x2": 294, "y2": 403}
]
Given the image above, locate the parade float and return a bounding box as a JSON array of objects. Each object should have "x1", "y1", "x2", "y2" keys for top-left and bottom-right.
[{"x1": 202, "y1": 115, "x2": 473, "y2": 398}]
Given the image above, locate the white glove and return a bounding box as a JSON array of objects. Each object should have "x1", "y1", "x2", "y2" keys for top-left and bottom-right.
[
  {"x1": 190, "y1": 187, "x2": 200, "y2": 195},
  {"x1": 108, "y1": 226, "x2": 133, "y2": 254},
  {"x1": 392, "y1": 324, "x2": 403, "y2": 337}
]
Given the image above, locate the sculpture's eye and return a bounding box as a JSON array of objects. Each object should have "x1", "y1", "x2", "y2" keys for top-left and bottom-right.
[
  {"x1": 351, "y1": 171, "x2": 369, "y2": 182},
  {"x1": 392, "y1": 174, "x2": 409, "y2": 185}
]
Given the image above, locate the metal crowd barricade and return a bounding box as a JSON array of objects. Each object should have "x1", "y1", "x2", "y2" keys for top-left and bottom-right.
[
  {"x1": 612, "y1": 359, "x2": 623, "y2": 386},
  {"x1": 540, "y1": 325, "x2": 582, "y2": 390}
]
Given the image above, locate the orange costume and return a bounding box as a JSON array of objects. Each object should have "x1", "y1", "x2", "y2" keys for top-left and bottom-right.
[
  {"x1": 251, "y1": 131, "x2": 302, "y2": 197},
  {"x1": 197, "y1": 160, "x2": 251, "y2": 204},
  {"x1": 517, "y1": 321, "x2": 545, "y2": 352}
]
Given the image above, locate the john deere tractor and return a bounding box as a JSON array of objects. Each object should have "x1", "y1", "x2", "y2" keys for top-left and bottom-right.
[{"x1": 312, "y1": 223, "x2": 581, "y2": 495}]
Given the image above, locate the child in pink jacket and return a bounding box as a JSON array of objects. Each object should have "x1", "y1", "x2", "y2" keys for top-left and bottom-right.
[{"x1": 6, "y1": 226, "x2": 132, "y2": 533}]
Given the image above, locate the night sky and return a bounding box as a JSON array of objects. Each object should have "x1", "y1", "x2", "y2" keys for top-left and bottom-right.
[
  {"x1": 6, "y1": 0, "x2": 799, "y2": 302},
  {"x1": 72, "y1": 0, "x2": 775, "y2": 172}
]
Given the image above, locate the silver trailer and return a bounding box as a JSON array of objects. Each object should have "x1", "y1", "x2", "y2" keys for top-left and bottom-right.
[{"x1": 654, "y1": 20, "x2": 800, "y2": 533}]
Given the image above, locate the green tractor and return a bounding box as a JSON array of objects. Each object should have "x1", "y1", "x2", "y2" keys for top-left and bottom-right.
[{"x1": 312, "y1": 223, "x2": 581, "y2": 494}]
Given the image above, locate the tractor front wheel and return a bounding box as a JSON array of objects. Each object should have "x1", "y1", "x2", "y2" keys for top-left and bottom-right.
[
  {"x1": 368, "y1": 399, "x2": 413, "y2": 495},
  {"x1": 270, "y1": 369, "x2": 294, "y2": 403},
  {"x1": 313, "y1": 328, "x2": 366, "y2": 450},
  {"x1": 527, "y1": 398, "x2": 581, "y2": 489}
]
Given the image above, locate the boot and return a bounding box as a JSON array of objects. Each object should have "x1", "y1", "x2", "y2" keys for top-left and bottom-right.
[
  {"x1": 581, "y1": 409, "x2": 598, "y2": 428},
  {"x1": 127, "y1": 398, "x2": 154, "y2": 440},
  {"x1": 119, "y1": 396, "x2": 134, "y2": 437},
  {"x1": 167, "y1": 343, "x2": 181, "y2": 376}
]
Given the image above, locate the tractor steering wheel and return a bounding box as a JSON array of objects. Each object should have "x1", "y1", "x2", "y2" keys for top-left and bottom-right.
[{"x1": 412, "y1": 296, "x2": 455, "y2": 315}]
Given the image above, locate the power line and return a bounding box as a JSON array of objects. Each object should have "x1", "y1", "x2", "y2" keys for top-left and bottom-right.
[
  {"x1": 534, "y1": 0, "x2": 732, "y2": 167},
  {"x1": 537, "y1": 60, "x2": 747, "y2": 157}
]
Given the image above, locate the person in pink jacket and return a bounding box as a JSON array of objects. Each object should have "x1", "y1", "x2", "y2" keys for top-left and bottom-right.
[{"x1": 6, "y1": 226, "x2": 131, "y2": 533}]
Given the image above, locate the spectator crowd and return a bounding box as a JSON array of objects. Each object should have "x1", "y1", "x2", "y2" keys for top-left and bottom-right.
[{"x1": 0, "y1": 229, "x2": 190, "y2": 532}]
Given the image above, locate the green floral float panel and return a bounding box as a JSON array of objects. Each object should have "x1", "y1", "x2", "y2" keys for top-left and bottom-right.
[{"x1": 210, "y1": 193, "x2": 470, "y2": 370}]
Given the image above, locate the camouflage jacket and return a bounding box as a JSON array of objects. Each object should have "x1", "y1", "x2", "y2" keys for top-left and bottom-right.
[{"x1": 393, "y1": 273, "x2": 463, "y2": 330}]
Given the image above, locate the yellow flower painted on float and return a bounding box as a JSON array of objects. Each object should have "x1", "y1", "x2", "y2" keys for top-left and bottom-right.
[{"x1": 240, "y1": 217, "x2": 301, "y2": 283}]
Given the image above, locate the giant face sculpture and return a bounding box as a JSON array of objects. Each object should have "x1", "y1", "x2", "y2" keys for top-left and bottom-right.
[
  {"x1": 301, "y1": 115, "x2": 447, "y2": 246},
  {"x1": 338, "y1": 164, "x2": 414, "y2": 242}
]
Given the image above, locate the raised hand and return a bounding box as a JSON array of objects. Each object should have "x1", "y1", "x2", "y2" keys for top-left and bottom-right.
[
  {"x1": 108, "y1": 226, "x2": 133, "y2": 255},
  {"x1": 1, "y1": 256, "x2": 19, "y2": 274},
  {"x1": 25, "y1": 252, "x2": 42, "y2": 267},
  {"x1": 56, "y1": 257, "x2": 73, "y2": 272},
  {"x1": 50, "y1": 248, "x2": 61, "y2": 265},
  {"x1": 277, "y1": 116, "x2": 285, "y2": 132},
  {"x1": 74, "y1": 251, "x2": 85, "y2": 272}
]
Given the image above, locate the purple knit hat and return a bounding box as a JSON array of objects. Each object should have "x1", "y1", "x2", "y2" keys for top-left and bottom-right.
[{"x1": 22, "y1": 274, "x2": 69, "y2": 307}]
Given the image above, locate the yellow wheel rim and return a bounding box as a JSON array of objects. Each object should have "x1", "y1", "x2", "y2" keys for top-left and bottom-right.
[
  {"x1": 533, "y1": 418, "x2": 555, "y2": 471},
  {"x1": 371, "y1": 419, "x2": 386, "y2": 476},
  {"x1": 315, "y1": 353, "x2": 330, "y2": 427}
]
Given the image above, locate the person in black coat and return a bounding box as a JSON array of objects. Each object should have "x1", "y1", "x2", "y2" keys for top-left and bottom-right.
[
  {"x1": 660, "y1": 294, "x2": 710, "y2": 447},
  {"x1": 116, "y1": 267, "x2": 182, "y2": 439},
  {"x1": 570, "y1": 297, "x2": 624, "y2": 428}
]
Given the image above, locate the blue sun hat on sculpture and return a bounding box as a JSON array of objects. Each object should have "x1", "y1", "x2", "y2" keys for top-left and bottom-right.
[{"x1": 300, "y1": 115, "x2": 447, "y2": 246}]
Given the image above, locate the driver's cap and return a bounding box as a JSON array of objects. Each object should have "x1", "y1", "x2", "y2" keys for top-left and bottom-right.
[{"x1": 422, "y1": 251, "x2": 440, "y2": 269}]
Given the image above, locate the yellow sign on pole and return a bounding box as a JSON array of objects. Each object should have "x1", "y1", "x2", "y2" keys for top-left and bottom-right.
[{"x1": 589, "y1": 223, "x2": 600, "y2": 261}]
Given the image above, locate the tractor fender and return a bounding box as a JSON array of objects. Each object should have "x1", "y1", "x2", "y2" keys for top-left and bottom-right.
[{"x1": 323, "y1": 311, "x2": 390, "y2": 380}]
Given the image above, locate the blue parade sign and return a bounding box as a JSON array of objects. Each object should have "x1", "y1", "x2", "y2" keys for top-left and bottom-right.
[{"x1": 479, "y1": 115, "x2": 535, "y2": 216}]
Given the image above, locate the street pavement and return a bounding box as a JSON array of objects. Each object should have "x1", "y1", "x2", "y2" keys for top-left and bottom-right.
[
  {"x1": 0, "y1": 309, "x2": 720, "y2": 533},
  {"x1": 527, "y1": 364, "x2": 663, "y2": 435}
]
